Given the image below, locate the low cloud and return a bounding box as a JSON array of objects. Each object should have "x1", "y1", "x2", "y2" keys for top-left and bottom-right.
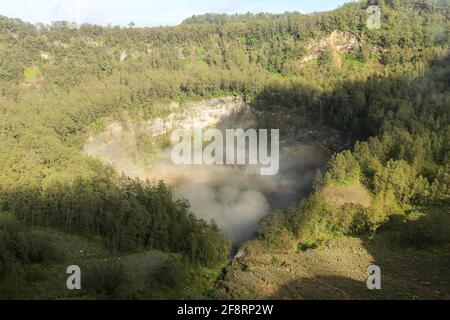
[{"x1": 153, "y1": 145, "x2": 328, "y2": 243}]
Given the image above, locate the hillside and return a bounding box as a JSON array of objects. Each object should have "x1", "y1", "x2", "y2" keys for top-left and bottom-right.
[
  {"x1": 0, "y1": 0, "x2": 449, "y2": 300},
  {"x1": 214, "y1": 234, "x2": 450, "y2": 300},
  {"x1": 14, "y1": 228, "x2": 219, "y2": 300}
]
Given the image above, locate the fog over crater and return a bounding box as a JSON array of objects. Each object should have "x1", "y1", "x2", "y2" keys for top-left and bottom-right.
[{"x1": 84, "y1": 97, "x2": 338, "y2": 243}]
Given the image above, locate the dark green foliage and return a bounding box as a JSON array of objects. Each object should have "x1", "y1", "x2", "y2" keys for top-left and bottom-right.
[
  {"x1": 84, "y1": 262, "x2": 136, "y2": 300},
  {"x1": 259, "y1": 62, "x2": 450, "y2": 246},
  {"x1": 143, "y1": 256, "x2": 224, "y2": 299},
  {"x1": 0, "y1": 215, "x2": 58, "y2": 265},
  {"x1": 0, "y1": 177, "x2": 231, "y2": 267},
  {"x1": 145, "y1": 258, "x2": 191, "y2": 292},
  {"x1": 397, "y1": 211, "x2": 450, "y2": 248},
  {"x1": 258, "y1": 54, "x2": 450, "y2": 248},
  {"x1": 0, "y1": 214, "x2": 58, "y2": 299},
  {"x1": 260, "y1": 210, "x2": 296, "y2": 251}
]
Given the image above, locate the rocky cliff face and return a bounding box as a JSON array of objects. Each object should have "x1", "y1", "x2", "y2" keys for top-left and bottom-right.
[
  {"x1": 83, "y1": 96, "x2": 349, "y2": 178},
  {"x1": 145, "y1": 96, "x2": 252, "y2": 136},
  {"x1": 83, "y1": 96, "x2": 252, "y2": 178},
  {"x1": 299, "y1": 30, "x2": 361, "y2": 68}
]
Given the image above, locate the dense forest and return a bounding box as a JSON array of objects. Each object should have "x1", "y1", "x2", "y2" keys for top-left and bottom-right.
[
  {"x1": 258, "y1": 55, "x2": 449, "y2": 249},
  {"x1": 0, "y1": 0, "x2": 449, "y2": 299}
]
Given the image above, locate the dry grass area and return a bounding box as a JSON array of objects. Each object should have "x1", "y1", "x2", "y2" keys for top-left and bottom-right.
[
  {"x1": 214, "y1": 236, "x2": 450, "y2": 300},
  {"x1": 320, "y1": 182, "x2": 372, "y2": 208}
]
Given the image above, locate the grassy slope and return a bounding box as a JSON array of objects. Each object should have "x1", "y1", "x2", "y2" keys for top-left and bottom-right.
[
  {"x1": 20, "y1": 229, "x2": 221, "y2": 300},
  {"x1": 214, "y1": 234, "x2": 450, "y2": 300},
  {"x1": 214, "y1": 183, "x2": 449, "y2": 300}
]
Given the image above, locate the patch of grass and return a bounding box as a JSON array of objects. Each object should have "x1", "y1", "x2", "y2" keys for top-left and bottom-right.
[
  {"x1": 320, "y1": 182, "x2": 372, "y2": 208},
  {"x1": 342, "y1": 53, "x2": 365, "y2": 70},
  {"x1": 196, "y1": 47, "x2": 206, "y2": 55},
  {"x1": 24, "y1": 66, "x2": 40, "y2": 82}
]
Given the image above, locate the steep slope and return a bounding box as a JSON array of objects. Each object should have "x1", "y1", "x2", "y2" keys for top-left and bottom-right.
[
  {"x1": 0, "y1": 0, "x2": 449, "y2": 300},
  {"x1": 214, "y1": 235, "x2": 450, "y2": 300}
]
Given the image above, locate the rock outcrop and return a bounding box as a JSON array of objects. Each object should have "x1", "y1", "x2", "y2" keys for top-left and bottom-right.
[{"x1": 83, "y1": 96, "x2": 251, "y2": 177}]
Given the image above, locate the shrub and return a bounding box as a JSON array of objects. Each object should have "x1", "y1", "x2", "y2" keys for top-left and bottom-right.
[
  {"x1": 146, "y1": 258, "x2": 191, "y2": 290},
  {"x1": 0, "y1": 214, "x2": 59, "y2": 264},
  {"x1": 366, "y1": 190, "x2": 400, "y2": 234},
  {"x1": 398, "y1": 211, "x2": 450, "y2": 248},
  {"x1": 260, "y1": 210, "x2": 297, "y2": 252},
  {"x1": 83, "y1": 262, "x2": 136, "y2": 300},
  {"x1": 0, "y1": 214, "x2": 59, "y2": 298}
]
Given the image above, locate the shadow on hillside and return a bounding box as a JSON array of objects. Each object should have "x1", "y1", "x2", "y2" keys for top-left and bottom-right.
[
  {"x1": 268, "y1": 275, "x2": 372, "y2": 300},
  {"x1": 268, "y1": 214, "x2": 450, "y2": 300},
  {"x1": 255, "y1": 54, "x2": 450, "y2": 300},
  {"x1": 269, "y1": 249, "x2": 450, "y2": 300}
]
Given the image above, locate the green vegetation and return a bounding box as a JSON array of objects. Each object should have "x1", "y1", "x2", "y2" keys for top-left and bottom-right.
[
  {"x1": 0, "y1": 215, "x2": 59, "y2": 299},
  {"x1": 0, "y1": 0, "x2": 449, "y2": 299},
  {"x1": 258, "y1": 54, "x2": 450, "y2": 248},
  {"x1": 23, "y1": 66, "x2": 40, "y2": 82},
  {"x1": 144, "y1": 257, "x2": 225, "y2": 299}
]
